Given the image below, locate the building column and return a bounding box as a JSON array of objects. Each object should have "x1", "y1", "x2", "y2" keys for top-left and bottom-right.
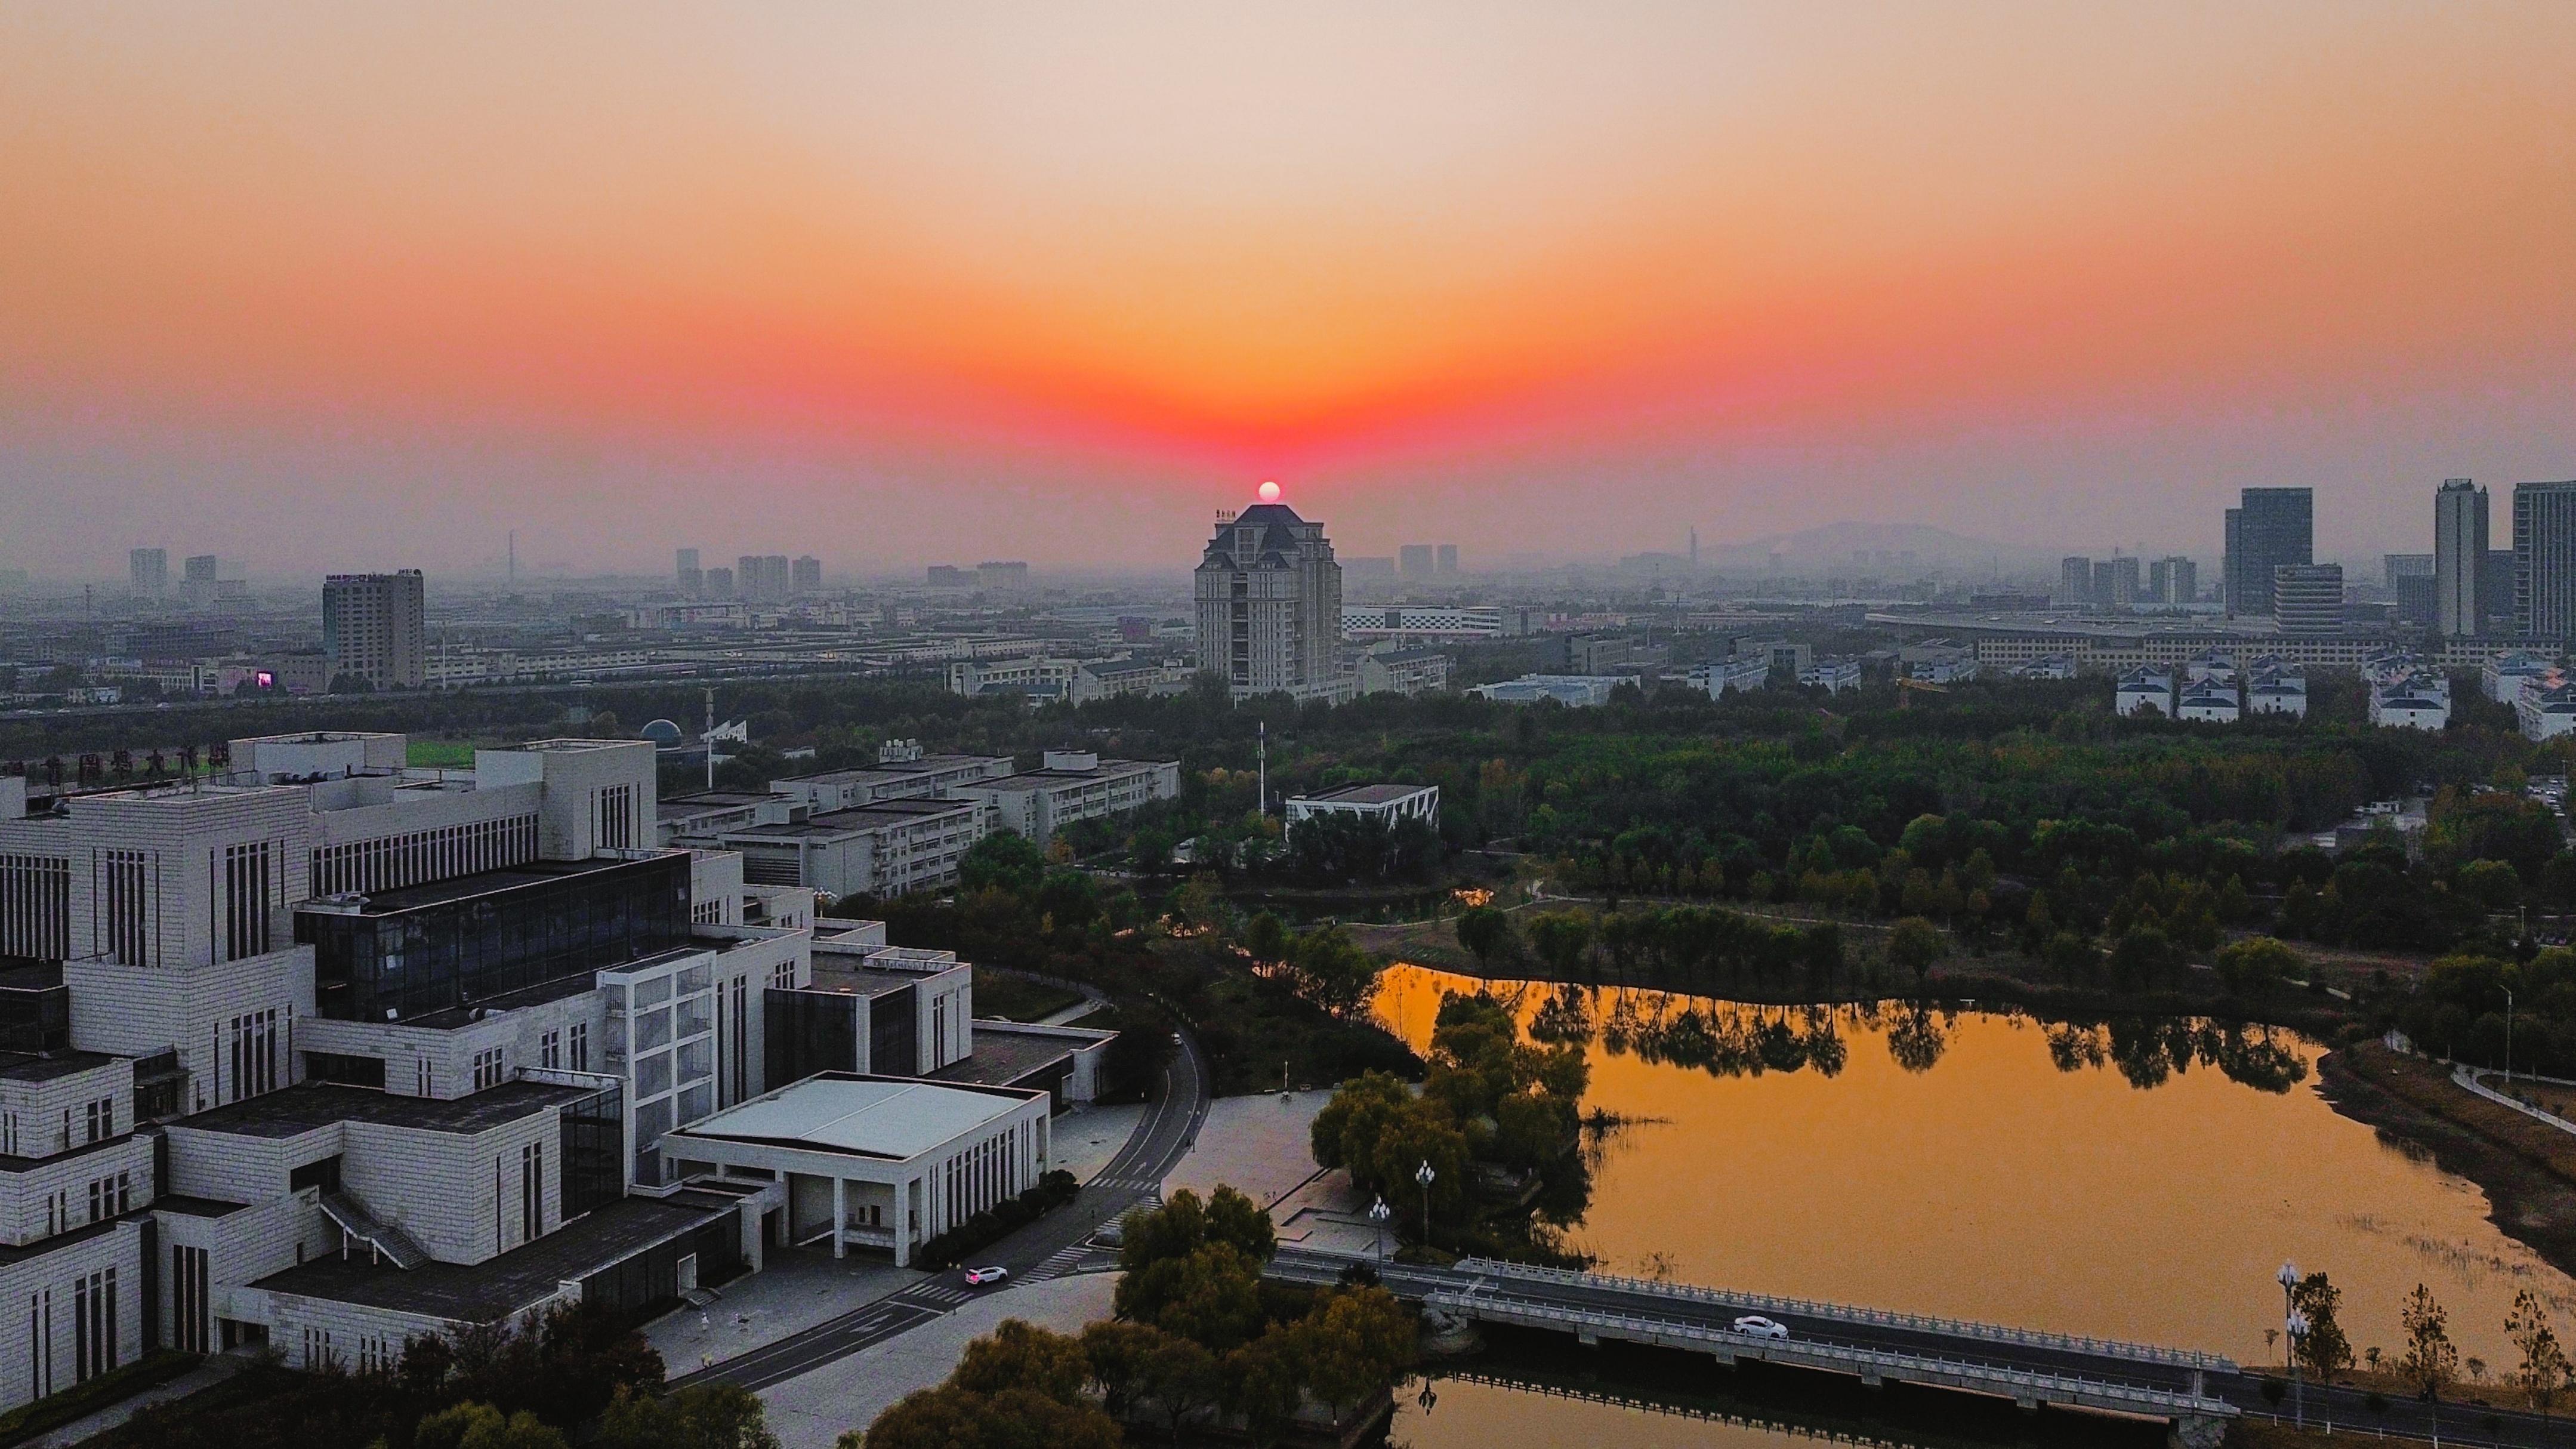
[
  {"x1": 831, "y1": 1176, "x2": 847, "y2": 1260},
  {"x1": 893, "y1": 1177, "x2": 912, "y2": 1268}
]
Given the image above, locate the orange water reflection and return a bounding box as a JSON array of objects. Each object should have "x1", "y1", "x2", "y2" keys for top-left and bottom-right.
[{"x1": 1373, "y1": 966, "x2": 2575, "y2": 1368}]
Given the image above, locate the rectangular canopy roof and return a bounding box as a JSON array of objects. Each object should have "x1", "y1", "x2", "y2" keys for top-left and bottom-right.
[{"x1": 671, "y1": 1072, "x2": 1031, "y2": 1162}]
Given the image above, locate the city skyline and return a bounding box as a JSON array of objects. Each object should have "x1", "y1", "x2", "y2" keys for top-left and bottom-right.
[{"x1": 6, "y1": 2, "x2": 2575, "y2": 575}]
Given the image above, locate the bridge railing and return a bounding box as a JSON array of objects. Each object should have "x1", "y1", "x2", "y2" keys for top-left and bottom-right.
[
  {"x1": 1452, "y1": 1257, "x2": 2237, "y2": 1373},
  {"x1": 1429, "y1": 1291, "x2": 2238, "y2": 1418}
]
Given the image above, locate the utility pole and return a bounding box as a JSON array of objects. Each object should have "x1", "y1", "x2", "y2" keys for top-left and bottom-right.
[
  {"x1": 704, "y1": 686, "x2": 716, "y2": 791},
  {"x1": 1257, "y1": 719, "x2": 1267, "y2": 818}
]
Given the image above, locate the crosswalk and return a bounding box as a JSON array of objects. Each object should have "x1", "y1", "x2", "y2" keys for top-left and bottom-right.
[{"x1": 904, "y1": 1284, "x2": 974, "y2": 1307}]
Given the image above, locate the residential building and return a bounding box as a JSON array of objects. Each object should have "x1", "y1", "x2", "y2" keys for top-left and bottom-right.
[
  {"x1": 1469, "y1": 675, "x2": 1624, "y2": 707},
  {"x1": 2521, "y1": 682, "x2": 2576, "y2": 742},
  {"x1": 975, "y1": 562, "x2": 1029, "y2": 593},
  {"x1": 322, "y1": 571, "x2": 427, "y2": 690},
  {"x1": 2365, "y1": 655, "x2": 2451, "y2": 730},
  {"x1": 791, "y1": 557, "x2": 822, "y2": 594},
  {"x1": 675, "y1": 548, "x2": 702, "y2": 598},
  {"x1": 2247, "y1": 659, "x2": 2308, "y2": 717},
  {"x1": 1282, "y1": 784, "x2": 1439, "y2": 836},
  {"x1": 2114, "y1": 666, "x2": 2174, "y2": 717},
  {"x1": 1688, "y1": 656, "x2": 1771, "y2": 697},
  {"x1": 2174, "y1": 677, "x2": 2240, "y2": 723},
  {"x1": 1193, "y1": 500, "x2": 1345, "y2": 702},
  {"x1": 1398, "y1": 545, "x2": 1436, "y2": 580},
  {"x1": 2487, "y1": 550, "x2": 2519, "y2": 634},
  {"x1": 178, "y1": 554, "x2": 220, "y2": 608},
  {"x1": 2224, "y1": 488, "x2": 2313, "y2": 619},
  {"x1": 2271, "y1": 564, "x2": 2344, "y2": 636},
  {"x1": 736, "y1": 556, "x2": 791, "y2": 605},
  {"x1": 1900, "y1": 642, "x2": 1977, "y2": 683},
  {"x1": 946, "y1": 753, "x2": 1181, "y2": 848},
  {"x1": 704, "y1": 566, "x2": 735, "y2": 599},
  {"x1": 2515, "y1": 481, "x2": 2576, "y2": 640},
  {"x1": 1798, "y1": 658, "x2": 1864, "y2": 692},
  {"x1": 1355, "y1": 645, "x2": 1452, "y2": 698},
  {"x1": 2058, "y1": 556, "x2": 2093, "y2": 606},
  {"x1": 2013, "y1": 653, "x2": 2077, "y2": 680},
  {"x1": 2484, "y1": 650, "x2": 2558, "y2": 704},
  {"x1": 1071, "y1": 658, "x2": 1190, "y2": 703},
  {"x1": 1436, "y1": 544, "x2": 1460, "y2": 576},
  {"x1": 925, "y1": 566, "x2": 970, "y2": 588},
  {"x1": 128, "y1": 550, "x2": 166, "y2": 598},
  {"x1": 2148, "y1": 557, "x2": 2196, "y2": 606},
  {"x1": 2094, "y1": 556, "x2": 2140, "y2": 607}
]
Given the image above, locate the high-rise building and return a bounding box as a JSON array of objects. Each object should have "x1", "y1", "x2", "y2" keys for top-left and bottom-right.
[
  {"x1": 2148, "y1": 557, "x2": 2197, "y2": 605},
  {"x1": 1399, "y1": 544, "x2": 1436, "y2": 580},
  {"x1": 1196, "y1": 495, "x2": 1344, "y2": 699},
  {"x1": 2433, "y1": 479, "x2": 2487, "y2": 637},
  {"x1": 2094, "y1": 556, "x2": 2140, "y2": 606},
  {"x1": 2223, "y1": 488, "x2": 2312, "y2": 619},
  {"x1": 2386, "y1": 551, "x2": 2437, "y2": 627},
  {"x1": 736, "y1": 554, "x2": 791, "y2": 603},
  {"x1": 2272, "y1": 563, "x2": 2345, "y2": 636},
  {"x1": 976, "y1": 560, "x2": 1030, "y2": 592},
  {"x1": 707, "y1": 565, "x2": 736, "y2": 598},
  {"x1": 2059, "y1": 556, "x2": 2093, "y2": 606},
  {"x1": 791, "y1": 556, "x2": 822, "y2": 594},
  {"x1": 1436, "y1": 544, "x2": 1460, "y2": 576},
  {"x1": 322, "y1": 570, "x2": 427, "y2": 689},
  {"x1": 2515, "y1": 481, "x2": 2576, "y2": 640},
  {"x1": 177, "y1": 553, "x2": 220, "y2": 606},
  {"x1": 675, "y1": 547, "x2": 702, "y2": 598},
  {"x1": 2487, "y1": 550, "x2": 2518, "y2": 634},
  {"x1": 129, "y1": 548, "x2": 167, "y2": 597},
  {"x1": 925, "y1": 565, "x2": 969, "y2": 588}
]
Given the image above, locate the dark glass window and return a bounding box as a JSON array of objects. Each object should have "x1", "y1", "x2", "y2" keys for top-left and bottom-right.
[{"x1": 869, "y1": 984, "x2": 918, "y2": 1077}]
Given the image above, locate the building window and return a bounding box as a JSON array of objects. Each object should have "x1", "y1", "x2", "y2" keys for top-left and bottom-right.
[
  {"x1": 540, "y1": 1029, "x2": 561, "y2": 1070},
  {"x1": 473, "y1": 1048, "x2": 504, "y2": 1092},
  {"x1": 172, "y1": 1246, "x2": 209, "y2": 1355},
  {"x1": 101, "y1": 849, "x2": 149, "y2": 967},
  {"x1": 222, "y1": 840, "x2": 273, "y2": 961},
  {"x1": 82, "y1": 1096, "x2": 112, "y2": 1143},
  {"x1": 73, "y1": 1268, "x2": 114, "y2": 1384},
  {"x1": 227, "y1": 1009, "x2": 280, "y2": 1102},
  {"x1": 27, "y1": 1288, "x2": 52, "y2": 1400},
  {"x1": 522, "y1": 1141, "x2": 543, "y2": 1240},
  {"x1": 301, "y1": 1325, "x2": 332, "y2": 1371},
  {"x1": 569, "y1": 1022, "x2": 589, "y2": 1072},
  {"x1": 417, "y1": 1056, "x2": 434, "y2": 1097}
]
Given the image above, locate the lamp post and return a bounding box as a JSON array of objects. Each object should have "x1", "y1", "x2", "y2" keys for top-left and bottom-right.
[
  {"x1": 1415, "y1": 1160, "x2": 1436, "y2": 1250},
  {"x1": 2276, "y1": 1261, "x2": 2304, "y2": 1428},
  {"x1": 1369, "y1": 1195, "x2": 1391, "y2": 1262},
  {"x1": 2506, "y1": 986, "x2": 2515, "y2": 1087}
]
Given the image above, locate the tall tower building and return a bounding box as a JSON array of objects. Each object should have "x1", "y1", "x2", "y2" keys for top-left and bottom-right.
[
  {"x1": 675, "y1": 547, "x2": 702, "y2": 598},
  {"x1": 1398, "y1": 544, "x2": 1434, "y2": 581},
  {"x1": 2223, "y1": 488, "x2": 2312, "y2": 620},
  {"x1": 128, "y1": 548, "x2": 166, "y2": 597},
  {"x1": 2514, "y1": 481, "x2": 2576, "y2": 640},
  {"x1": 1436, "y1": 544, "x2": 1460, "y2": 576},
  {"x1": 1195, "y1": 492, "x2": 1343, "y2": 700},
  {"x1": 2148, "y1": 557, "x2": 2196, "y2": 606},
  {"x1": 322, "y1": 570, "x2": 427, "y2": 690},
  {"x1": 791, "y1": 556, "x2": 822, "y2": 594},
  {"x1": 2433, "y1": 479, "x2": 2488, "y2": 637}
]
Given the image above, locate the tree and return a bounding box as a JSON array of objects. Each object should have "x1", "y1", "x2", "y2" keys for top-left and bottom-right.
[
  {"x1": 852, "y1": 1385, "x2": 1121, "y2": 1449},
  {"x1": 594, "y1": 1383, "x2": 782, "y2": 1449},
  {"x1": 1455, "y1": 905, "x2": 1513, "y2": 967},
  {"x1": 1136, "y1": 1331, "x2": 1224, "y2": 1440},
  {"x1": 1288, "y1": 927, "x2": 1383, "y2": 1018},
  {"x1": 2510, "y1": 1288, "x2": 2572, "y2": 1418},
  {"x1": 2401, "y1": 1284, "x2": 2461, "y2": 1416},
  {"x1": 1118, "y1": 1185, "x2": 1277, "y2": 1275},
  {"x1": 1076, "y1": 1320, "x2": 1166, "y2": 1419},
  {"x1": 1886, "y1": 917, "x2": 1945, "y2": 985},
  {"x1": 1525, "y1": 911, "x2": 1594, "y2": 977},
  {"x1": 959, "y1": 832, "x2": 1047, "y2": 895},
  {"x1": 1286, "y1": 1286, "x2": 1417, "y2": 1423},
  {"x1": 2291, "y1": 1272, "x2": 2353, "y2": 1380},
  {"x1": 418, "y1": 1404, "x2": 570, "y2": 1449},
  {"x1": 1244, "y1": 911, "x2": 1288, "y2": 964},
  {"x1": 2216, "y1": 936, "x2": 2299, "y2": 1001},
  {"x1": 1221, "y1": 1333, "x2": 1308, "y2": 1448},
  {"x1": 951, "y1": 1319, "x2": 1091, "y2": 1404},
  {"x1": 1115, "y1": 1242, "x2": 1266, "y2": 1351}
]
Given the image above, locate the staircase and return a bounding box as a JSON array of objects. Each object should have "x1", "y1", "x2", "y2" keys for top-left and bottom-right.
[{"x1": 318, "y1": 1189, "x2": 430, "y2": 1269}]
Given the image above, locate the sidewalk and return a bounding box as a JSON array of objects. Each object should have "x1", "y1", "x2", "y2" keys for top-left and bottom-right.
[
  {"x1": 22, "y1": 1352, "x2": 248, "y2": 1449},
  {"x1": 643, "y1": 1251, "x2": 920, "y2": 1376}
]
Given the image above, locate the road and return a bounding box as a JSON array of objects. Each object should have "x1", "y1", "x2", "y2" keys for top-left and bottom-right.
[
  {"x1": 676, "y1": 1022, "x2": 1209, "y2": 1394},
  {"x1": 1272, "y1": 1253, "x2": 2576, "y2": 1449}
]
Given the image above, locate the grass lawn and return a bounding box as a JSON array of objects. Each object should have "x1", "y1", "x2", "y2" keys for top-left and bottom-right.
[
  {"x1": 972, "y1": 972, "x2": 1091, "y2": 1023},
  {"x1": 405, "y1": 739, "x2": 483, "y2": 769}
]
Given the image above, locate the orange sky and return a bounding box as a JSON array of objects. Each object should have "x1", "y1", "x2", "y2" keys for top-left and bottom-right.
[{"x1": 4, "y1": 1, "x2": 2574, "y2": 576}]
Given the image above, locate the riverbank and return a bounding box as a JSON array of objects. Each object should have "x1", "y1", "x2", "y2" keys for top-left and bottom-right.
[{"x1": 2316, "y1": 1041, "x2": 2576, "y2": 1283}]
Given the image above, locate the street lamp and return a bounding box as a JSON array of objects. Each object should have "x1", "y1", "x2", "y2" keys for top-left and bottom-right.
[
  {"x1": 2276, "y1": 1262, "x2": 2305, "y2": 1430},
  {"x1": 1415, "y1": 1160, "x2": 1437, "y2": 1250},
  {"x1": 2506, "y1": 986, "x2": 2516, "y2": 1087},
  {"x1": 1369, "y1": 1195, "x2": 1392, "y2": 1262}
]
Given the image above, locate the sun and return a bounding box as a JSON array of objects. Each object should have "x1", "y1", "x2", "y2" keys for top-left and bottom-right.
[{"x1": 1257, "y1": 480, "x2": 1282, "y2": 502}]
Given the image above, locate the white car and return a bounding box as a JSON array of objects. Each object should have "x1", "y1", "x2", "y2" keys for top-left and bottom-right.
[
  {"x1": 1731, "y1": 1315, "x2": 1790, "y2": 1340},
  {"x1": 963, "y1": 1266, "x2": 1010, "y2": 1286}
]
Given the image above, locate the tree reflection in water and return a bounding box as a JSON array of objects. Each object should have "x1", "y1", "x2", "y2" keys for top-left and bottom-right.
[{"x1": 1430, "y1": 978, "x2": 2309, "y2": 1096}]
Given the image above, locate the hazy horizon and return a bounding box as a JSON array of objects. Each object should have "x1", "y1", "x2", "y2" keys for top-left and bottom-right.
[{"x1": 7, "y1": 2, "x2": 2573, "y2": 578}]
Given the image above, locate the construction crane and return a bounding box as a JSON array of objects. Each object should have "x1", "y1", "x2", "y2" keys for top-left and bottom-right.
[{"x1": 1896, "y1": 677, "x2": 1951, "y2": 709}]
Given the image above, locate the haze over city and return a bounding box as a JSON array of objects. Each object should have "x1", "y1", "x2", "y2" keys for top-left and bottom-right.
[{"x1": 7, "y1": 1, "x2": 2575, "y2": 576}]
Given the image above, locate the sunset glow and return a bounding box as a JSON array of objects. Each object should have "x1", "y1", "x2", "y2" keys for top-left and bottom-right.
[{"x1": 4, "y1": 1, "x2": 2574, "y2": 572}]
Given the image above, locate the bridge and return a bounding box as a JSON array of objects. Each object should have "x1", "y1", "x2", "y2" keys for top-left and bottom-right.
[{"x1": 1270, "y1": 1249, "x2": 2242, "y2": 1448}]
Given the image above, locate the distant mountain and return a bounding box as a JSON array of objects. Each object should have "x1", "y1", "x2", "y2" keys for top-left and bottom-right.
[{"x1": 1700, "y1": 521, "x2": 2054, "y2": 576}]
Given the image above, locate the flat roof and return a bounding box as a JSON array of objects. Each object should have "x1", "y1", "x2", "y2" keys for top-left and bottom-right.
[
  {"x1": 775, "y1": 756, "x2": 1007, "y2": 785},
  {"x1": 670, "y1": 1072, "x2": 1037, "y2": 1162},
  {"x1": 178, "y1": 1080, "x2": 585, "y2": 1139},
  {"x1": 0, "y1": 1050, "x2": 116, "y2": 1085},
  {"x1": 1294, "y1": 784, "x2": 1434, "y2": 806},
  {"x1": 250, "y1": 1192, "x2": 733, "y2": 1322},
  {"x1": 805, "y1": 961, "x2": 934, "y2": 1000},
  {"x1": 926, "y1": 1027, "x2": 1091, "y2": 1090},
  {"x1": 726, "y1": 799, "x2": 979, "y2": 840},
  {"x1": 969, "y1": 759, "x2": 1169, "y2": 787}
]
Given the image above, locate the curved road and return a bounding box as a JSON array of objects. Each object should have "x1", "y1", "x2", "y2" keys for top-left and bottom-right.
[{"x1": 678, "y1": 1022, "x2": 1210, "y2": 1394}]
